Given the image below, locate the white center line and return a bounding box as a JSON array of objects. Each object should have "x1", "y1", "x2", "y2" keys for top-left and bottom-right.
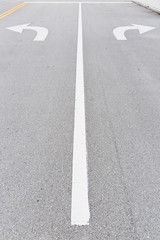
[
  {"x1": 71, "y1": 3, "x2": 90, "y2": 226},
  {"x1": 25, "y1": 2, "x2": 132, "y2": 4}
]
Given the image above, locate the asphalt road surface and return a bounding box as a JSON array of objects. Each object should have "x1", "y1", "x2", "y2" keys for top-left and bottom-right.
[{"x1": 1, "y1": 0, "x2": 160, "y2": 239}]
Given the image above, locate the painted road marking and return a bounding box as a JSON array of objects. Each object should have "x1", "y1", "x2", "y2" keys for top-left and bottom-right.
[
  {"x1": 113, "y1": 24, "x2": 156, "y2": 40},
  {"x1": 71, "y1": 3, "x2": 90, "y2": 226},
  {"x1": 7, "y1": 23, "x2": 48, "y2": 41},
  {"x1": 25, "y1": 2, "x2": 132, "y2": 4},
  {"x1": 0, "y1": 3, "x2": 27, "y2": 20}
]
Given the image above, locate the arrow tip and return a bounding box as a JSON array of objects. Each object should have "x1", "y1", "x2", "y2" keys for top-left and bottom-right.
[
  {"x1": 132, "y1": 24, "x2": 156, "y2": 34},
  {"x1": 7, "y1": 23, "x2": 30, "y2": 33}
]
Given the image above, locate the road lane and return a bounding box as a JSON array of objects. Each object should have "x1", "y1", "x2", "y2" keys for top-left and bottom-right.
[
  {"x1": 1, "y1": 1, "x2": 160, "y2": 240},
  {"x1": 0, "y1": 3, "x2": 78, "y2": 240},
  {"x1": 83, "y1": 2, "x2": 160, "y2": 240}
]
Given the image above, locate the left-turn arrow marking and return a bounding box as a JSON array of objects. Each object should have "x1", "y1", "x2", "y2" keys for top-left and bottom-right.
[{"x1": 7, "y1": 23, "x2": 48, "y2": 41}]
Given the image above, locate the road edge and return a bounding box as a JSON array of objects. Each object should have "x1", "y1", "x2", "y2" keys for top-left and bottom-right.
[{"x1": 132, "y1": 0, "x2": 160, "y2": 15}]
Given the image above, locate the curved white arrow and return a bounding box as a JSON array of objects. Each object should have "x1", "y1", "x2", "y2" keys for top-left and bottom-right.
[
  {"x1": 113, "y1": 24, "x2": 156, "y2": 40},
  {"x1": 7, "y1": 23, "x2": 48, "y2": 41}
]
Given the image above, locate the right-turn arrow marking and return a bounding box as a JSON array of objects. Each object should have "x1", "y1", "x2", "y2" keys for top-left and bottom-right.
[{"x1": 113, "y1": 24, "x2": 156, "y2": 40}]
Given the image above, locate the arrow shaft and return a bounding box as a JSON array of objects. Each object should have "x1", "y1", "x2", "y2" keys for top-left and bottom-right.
[{"x1": 25, "y1": 26, "x2": 48, "y2": 41}]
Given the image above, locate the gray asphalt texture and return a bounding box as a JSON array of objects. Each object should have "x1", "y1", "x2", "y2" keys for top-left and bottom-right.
[{"x1": 0, "y1": 1, "x2": 160, "y2": 239}]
